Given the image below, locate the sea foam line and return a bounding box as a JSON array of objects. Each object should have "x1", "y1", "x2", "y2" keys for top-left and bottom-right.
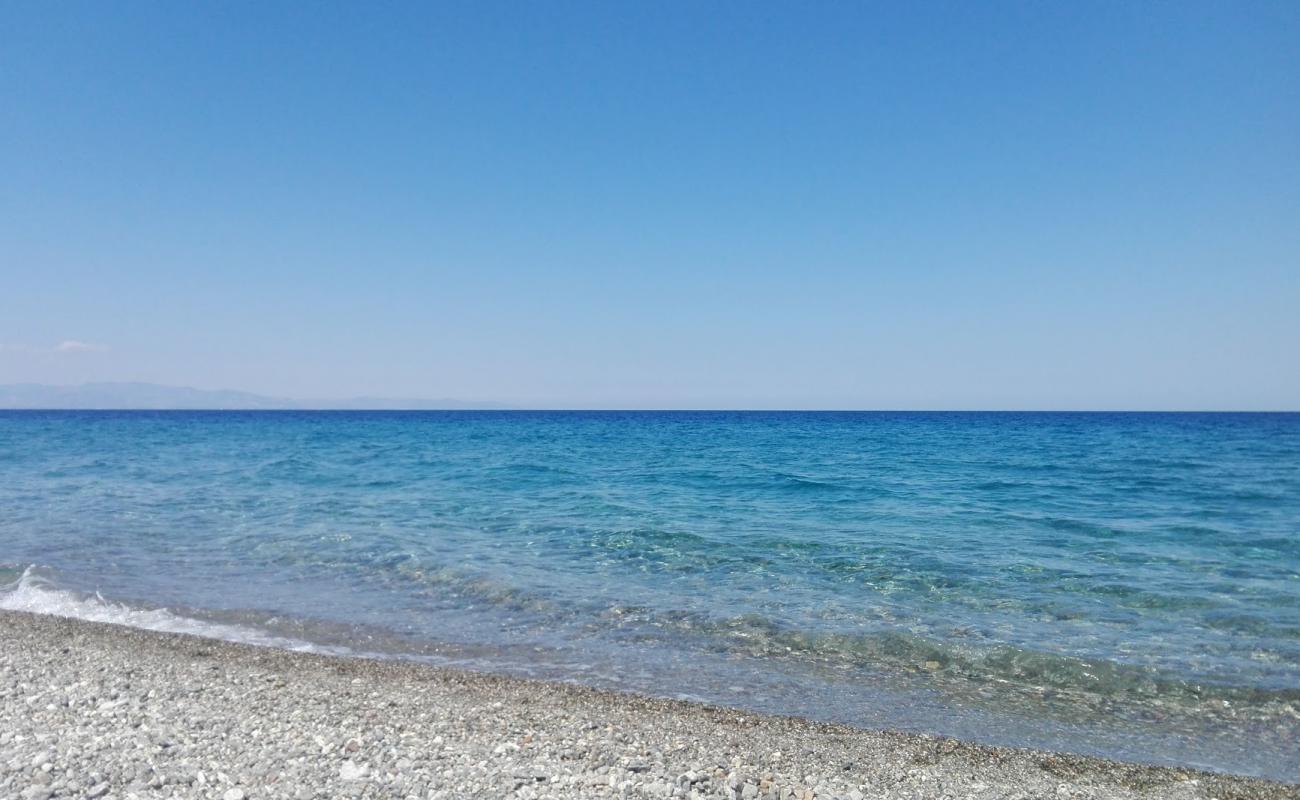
[{"x1": 0, "y1": 565, "x2": 345, "y2": 655}]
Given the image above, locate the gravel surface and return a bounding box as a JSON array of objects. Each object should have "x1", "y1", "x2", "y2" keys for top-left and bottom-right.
[{"x1": 2, "y1": 609, "x2": 1294, "y2": 800}]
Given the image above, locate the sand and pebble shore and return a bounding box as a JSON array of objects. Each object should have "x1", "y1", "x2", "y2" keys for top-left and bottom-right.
[{"x1": 2, "y1": 609, "x2": 1294, "y2": 800}]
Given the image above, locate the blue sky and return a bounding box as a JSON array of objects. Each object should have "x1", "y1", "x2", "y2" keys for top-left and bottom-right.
[{"x1": 2, "y1": 1, "x2": 1297, "y2": 409}]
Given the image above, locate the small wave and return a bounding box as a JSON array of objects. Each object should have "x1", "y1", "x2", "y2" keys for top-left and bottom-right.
[
  {"x1": 1007, "y1": 516, "x2": 1122, "y2": 540},
  {"x1": 0, "y1": 565, "x2": 343, "y2": 655},
  {"x1": 781, "y1": 475, "x2": 845, "y2": 491},
  {"x1": 607, "y1": 605, "x2": 1300, "y2": 710},
  {"x1": 486, "y1": 462, "x2": 579, "y2": 478},
  {"x1": 972, "y1": 480, "x2": 1023, "y2": 492}
]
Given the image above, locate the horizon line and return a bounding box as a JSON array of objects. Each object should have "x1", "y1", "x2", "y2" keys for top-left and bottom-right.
[{"x1": 1, "y1": 407, "x2": 1296, "y2": 414}]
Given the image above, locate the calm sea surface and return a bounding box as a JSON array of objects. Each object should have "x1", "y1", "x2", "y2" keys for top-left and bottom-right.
[{"x1": 1, "y1": 411, "x2": 1297, "y2": 779}]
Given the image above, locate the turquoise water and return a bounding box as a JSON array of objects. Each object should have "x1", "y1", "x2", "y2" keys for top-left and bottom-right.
[{"x1": 1, "y1": 411, "x2": 1297, "y2": 780}]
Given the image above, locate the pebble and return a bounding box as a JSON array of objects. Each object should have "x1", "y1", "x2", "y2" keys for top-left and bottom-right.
[{"x1": 339, "y1": 760, "x2": 368, "y2": 780}]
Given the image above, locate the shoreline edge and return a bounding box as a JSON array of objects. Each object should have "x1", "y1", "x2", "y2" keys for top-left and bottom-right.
[{"x1": 2, "y1": 609, "x2": 1294, "y2": 799}]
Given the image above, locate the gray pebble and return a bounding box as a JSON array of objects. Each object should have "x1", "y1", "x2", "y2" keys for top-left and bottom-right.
[{"x1": 0, "y1": 610, "x2": 1293, "y2": 800}]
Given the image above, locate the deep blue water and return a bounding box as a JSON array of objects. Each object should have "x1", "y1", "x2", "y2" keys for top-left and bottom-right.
[{"x1": 1, "y1": 411, "x2": 1298, "y2": 780}]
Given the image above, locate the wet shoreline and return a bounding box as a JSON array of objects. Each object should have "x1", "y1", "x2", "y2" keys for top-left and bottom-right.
[{"x1": 2, "y1": 609, "x2": 1294, "y2": 799}]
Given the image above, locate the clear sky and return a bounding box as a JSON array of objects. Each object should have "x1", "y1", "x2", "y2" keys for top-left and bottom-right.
[{"x1": 2, "y1": 2, "x2": 1297, "y2": 409}]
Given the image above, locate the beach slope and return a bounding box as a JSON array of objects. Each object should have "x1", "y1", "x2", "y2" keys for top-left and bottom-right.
[{"x1": 1, "y1": 610, "x2": 1293, "y2": 800}]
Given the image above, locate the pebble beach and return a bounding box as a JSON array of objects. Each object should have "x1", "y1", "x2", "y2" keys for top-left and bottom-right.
[{"x1": 2, "y1": 610, "x2": 1294, "y2": 800}]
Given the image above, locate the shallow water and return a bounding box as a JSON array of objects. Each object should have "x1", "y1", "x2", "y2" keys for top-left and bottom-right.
[{"x1": 1, "y1": 411, "x2": 1297, "y2": 780}]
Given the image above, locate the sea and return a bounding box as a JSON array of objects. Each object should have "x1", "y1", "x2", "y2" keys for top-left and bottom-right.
[{"x1": 1, "y1": 411, "x2": 1297, "y2": 780}]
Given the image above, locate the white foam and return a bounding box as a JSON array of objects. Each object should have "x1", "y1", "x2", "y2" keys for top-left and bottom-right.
[{"x1": 0, "y1": 565, "x2": 346, "y2": 655}]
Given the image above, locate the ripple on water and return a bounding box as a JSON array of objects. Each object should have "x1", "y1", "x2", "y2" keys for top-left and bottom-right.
[{"x1": 0, "y1": 410, "x2": 1298, "y2": 780}]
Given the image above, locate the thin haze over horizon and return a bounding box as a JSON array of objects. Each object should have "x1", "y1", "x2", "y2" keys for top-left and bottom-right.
[{"x1": 2, "y1": 2, "x2": 1298, "y2": 410}]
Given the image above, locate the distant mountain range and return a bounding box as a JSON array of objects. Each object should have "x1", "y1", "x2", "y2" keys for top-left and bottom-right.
[{"x1": 0, "y1": 382, "x2": 508, "y2": 410}]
